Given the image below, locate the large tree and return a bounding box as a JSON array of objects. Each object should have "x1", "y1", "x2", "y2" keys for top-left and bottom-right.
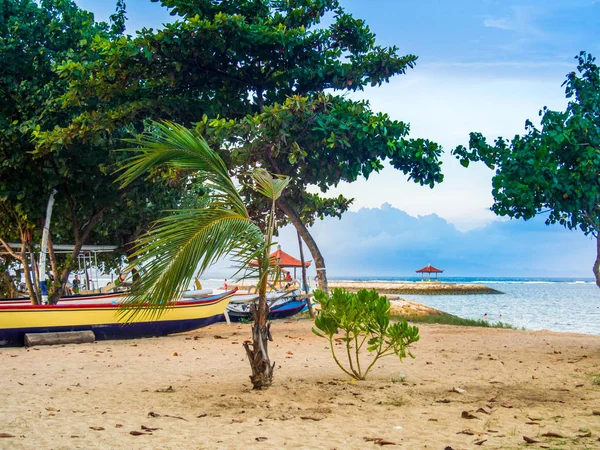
[
  {"x1": 0, "y1": 0, "x2": 191, "y2": 303},
  {"x1": 0, "y1": 0, "x2": 115, "y2": 302},
  {"x1": 453, "y1": 51, "x2": 600, "y2": 287},
  {"x1": 45, "y1": 0, "x2": 444, "y2": 290}
]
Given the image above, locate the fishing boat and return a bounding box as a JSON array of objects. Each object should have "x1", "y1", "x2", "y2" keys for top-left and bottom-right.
[
  {"x1": 0, "y1": 289, "x2": 237, "y2": 346},
  {"x1": 0, "y1": 291, "x2": 128, "y2": 306},
  {"x1": 225, "y1": 296, "x2": 307, "y2": 322}
]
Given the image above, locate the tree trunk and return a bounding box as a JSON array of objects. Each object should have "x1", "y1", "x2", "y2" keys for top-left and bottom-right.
[
  {"x1": 297, "y1": 230, "x2": 315, "y2": 317},
  {"x1": 243, "y1": 320, "x2": 274, "y2": 389},
  {"x1": 47, "y1": 234, "x2": 62, "y2": 296},
  {"x1": 242, "y1": 265, "x2": 274, "y2": 390},
  {"x1": 25, "y1": 330, "x2": 95, "y2": 347},
  {"x1": 48, "y1": 207, "x2": 108, "y2": 304},
  {"x1": 0, "y1": 237, "x2": 32, "y2": 301},
  {"x1": 51, "y1": 250, "x2": 80, "y2": 304},
  {"x1": 277, "y1": 198, "x2": 328, "y2": 293},
  {"x1": 27, "y1": 241, "x2": 42, "y2": 302},
  {"x1": 20, "y1": 241, "x2": 39, "y2": 305},
  {"x1": 594, "y1": 234, "x2": 600, "y2": 288},
  {"x1": 123, "y1": 238, "x2": 141, "y2": 281}
]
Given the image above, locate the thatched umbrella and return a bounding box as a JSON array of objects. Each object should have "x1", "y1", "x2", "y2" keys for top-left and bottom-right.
[
  {"x1": 415, "y1": 264, "x2": 444, "y2": 282},
  {"x1": 250, "y1": 245, "x2": 311, "y2": 279}
]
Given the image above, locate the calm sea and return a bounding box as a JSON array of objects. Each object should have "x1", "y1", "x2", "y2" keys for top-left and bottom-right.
[{"x1": 331, "y1": 277, "x2": 600, "y2": 336}]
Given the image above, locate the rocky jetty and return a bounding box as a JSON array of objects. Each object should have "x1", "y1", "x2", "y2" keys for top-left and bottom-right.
[{"x1": 328, "y1": 281, "x2": 502, "y2": 295}]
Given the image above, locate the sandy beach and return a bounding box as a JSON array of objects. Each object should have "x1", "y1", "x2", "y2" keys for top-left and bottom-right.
[{"x1": 1, "y1": 319, "x2": 600, "y2": 449}]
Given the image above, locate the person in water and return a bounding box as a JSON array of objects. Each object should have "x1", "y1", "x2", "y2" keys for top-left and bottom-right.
[{"x1": 483, "y1": 313, "x2": 488, "y2": 319}]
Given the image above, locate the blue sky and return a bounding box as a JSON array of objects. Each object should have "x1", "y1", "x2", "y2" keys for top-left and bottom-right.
[{"x1": 74, "y1": 0, "x2": 600, "y2": 278}]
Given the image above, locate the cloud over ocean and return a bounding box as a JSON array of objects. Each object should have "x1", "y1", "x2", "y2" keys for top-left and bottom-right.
[{"x1": 277, "y1": 203, "x2": 594, "y2": 279}]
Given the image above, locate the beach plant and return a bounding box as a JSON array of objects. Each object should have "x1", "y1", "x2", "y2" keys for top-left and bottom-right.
[
  {"x1": 312, "y1": 289, "x2": 420, "y2": 381},
  {"x1": 117, "y1": 121, "x2": 289, "y2": 390},
  {"x1": 395, "y1": 314, "x2": 515, "y2": 329},
  {"x1": 453, "y1": 51, "x2": 600, "y2": 288}
]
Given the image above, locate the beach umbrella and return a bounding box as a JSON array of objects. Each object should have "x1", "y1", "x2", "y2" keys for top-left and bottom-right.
[
  {"x1": 415, "y1": 264, "x2": 444, "y2": 282},
  {"x1": 249, "y1": 245, "x2": 311, "y2": 279}
]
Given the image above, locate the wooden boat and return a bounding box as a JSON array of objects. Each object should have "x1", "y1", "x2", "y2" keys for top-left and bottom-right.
[
  {"x1": 0, "y1": 291, "x2": 128, "y2": 306},
  {"x1": 0, "y1": 289, "x2": 237, "y2": 346},
  {"x1": 225, "y1": 297, "x2": 307, "y2": 322}
]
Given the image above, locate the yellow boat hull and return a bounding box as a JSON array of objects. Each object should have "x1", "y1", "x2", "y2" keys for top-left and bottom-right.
[{"x1": 0, "y1": 291, "x2": 235, "y2": 346}]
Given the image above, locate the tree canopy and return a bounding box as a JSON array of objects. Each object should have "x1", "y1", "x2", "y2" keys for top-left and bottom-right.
[
  {"x1": 453, "y1": 51, "x2": 600, "y2": 286},
  {"x1": 45, "y1": 0, "x2": 443, "y2": 291},
  {"x1": 0, "y1": 0, "x2": 192, "y2": 301}
]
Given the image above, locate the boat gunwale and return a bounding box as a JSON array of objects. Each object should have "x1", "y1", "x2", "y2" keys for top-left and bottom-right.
[{"x1": 0, "y1": 289, "x2": 238, "y2": 311}]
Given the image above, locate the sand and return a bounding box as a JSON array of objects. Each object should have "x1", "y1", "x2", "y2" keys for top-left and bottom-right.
[{"x1": 1, "y1": 320, "x2": 600, "y2": 449}]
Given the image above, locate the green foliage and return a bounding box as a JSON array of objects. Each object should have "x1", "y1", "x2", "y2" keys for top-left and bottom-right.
[
  {"x1": 312, "y1": 289, "x2": 420, "y2": 380},
  {"x1": 0, "y1": 1, "x2": 198, "y2": 301},
  {"x1": 452, "y1": 51, "x2": 600, "y2": 286},
  {"x1": 117, "y1": 120, "x2": 288, "y2": 389},
  {"x1": 194, "y1": 94, "x2": 442, "y2": 229},
  {"x1": 117, "y1": 121, "x2": 288, "y2": 318},
  {"x1": 49, "y1": 0, "x2": 443, "y2": 233},
  {"x1": 394, "y1": 314, "x2": 515, "y2": 329}
]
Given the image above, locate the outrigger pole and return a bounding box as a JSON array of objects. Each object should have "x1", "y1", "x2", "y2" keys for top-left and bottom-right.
[{"x1": 39, "y1": 188, "x2": 57, "y2": 304}]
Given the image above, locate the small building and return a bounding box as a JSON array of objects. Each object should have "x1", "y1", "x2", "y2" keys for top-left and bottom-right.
[{"x1": 416, "y1": 264, "x2": 444, "y2": 282}]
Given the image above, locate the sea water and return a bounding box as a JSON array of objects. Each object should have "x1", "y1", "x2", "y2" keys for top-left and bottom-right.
[
  {"x1": 97, "y1": 273, "x2": 600, "y2": 335},
  {"x1": 332, "y1": 277, "x2": 600, "y2": 335}
]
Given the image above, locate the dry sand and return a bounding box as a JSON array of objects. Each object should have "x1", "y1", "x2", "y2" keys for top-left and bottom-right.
[{"x1": 1, "y1": 320, "x2": 600, "y2": 449}]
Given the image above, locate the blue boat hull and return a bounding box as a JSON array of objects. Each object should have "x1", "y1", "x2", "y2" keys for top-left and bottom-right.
[{"x1": 226, "y1": 299, "x2": 307, "y2": 322}]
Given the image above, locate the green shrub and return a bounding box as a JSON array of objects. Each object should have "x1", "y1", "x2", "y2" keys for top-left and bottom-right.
[
  {"x1": 312, "y1": 289, "x2": 420, "y2": 380},
  {"x1": 395, "y1": 314, "x2": 516, "y2": 329}
]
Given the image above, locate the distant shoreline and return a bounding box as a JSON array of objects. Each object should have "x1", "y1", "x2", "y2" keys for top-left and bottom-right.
[{"x1": 328, "y1": 281, "x2": 503, "y2": 295}]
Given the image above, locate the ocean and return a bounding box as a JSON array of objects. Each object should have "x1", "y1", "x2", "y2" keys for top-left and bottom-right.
[
  {"x1": 330, "y1": 277, "x2": 600, "y2": 335},
  {"x1": 99, "y1": 274, "x2": 600, "y2": 336}
]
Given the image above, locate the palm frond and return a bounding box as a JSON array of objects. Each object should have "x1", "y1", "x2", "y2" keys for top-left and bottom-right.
[
  {"x1": 117, "y1": 121, "x2": 247, "y2": 216},
  {"x1": 115, "y1": 121, "x2": 290, "y2": 323},
  {"x1": 249, "y1": 169, "x2": 290, "y2": 201},
  {"x1": 119, "y1": 208, "x2": 264, "y2": 321}
]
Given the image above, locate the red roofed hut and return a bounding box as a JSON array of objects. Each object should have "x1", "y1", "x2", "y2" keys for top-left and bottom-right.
[
  {"x1": 416, "y1": 264, "x2": 444, "y2": 282},
  {"x1": 249, "y1": 245, "x2": 311, "y2": 279}
]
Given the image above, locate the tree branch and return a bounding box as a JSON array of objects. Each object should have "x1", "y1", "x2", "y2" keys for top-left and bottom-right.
[{"x1": 0, "y1": 237, "x2": 22, "y2": 260}]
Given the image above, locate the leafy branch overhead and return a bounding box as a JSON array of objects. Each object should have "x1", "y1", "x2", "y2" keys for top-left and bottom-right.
[
  {"x1": 0, "y1": 0, "x2": 189, "y2": 302},
  {"x1": 195, "y1": 94, "x2": 443, "y2": 228},
  {"x1": 43, "y1": 0, "x2": 443, "y2": 227},
  {"x1": 452, "y1": 51, "x2": 600, "y2": 287},
  {"x1": 30, "y1": 0, "x2": 444, "y2": 293}
]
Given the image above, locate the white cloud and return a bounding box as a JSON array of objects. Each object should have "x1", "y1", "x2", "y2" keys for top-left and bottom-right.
[
  {"x1": 274, "y1": 204, "x2": 595, "y2": 279},
  {"x1": 484, "y1": 17, "x2": 517, "y2": 31},
  {"x1": 483, "y1": 6, "x2": 545, "y2": 37},
  {"x1": 310, "y1": 65, "x2": 568, "y2": 231}
]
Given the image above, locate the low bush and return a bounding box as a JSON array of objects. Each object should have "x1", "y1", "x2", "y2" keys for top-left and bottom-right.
[{"x1": 313, "y1": 289, "x2": 419, "y2": 380}]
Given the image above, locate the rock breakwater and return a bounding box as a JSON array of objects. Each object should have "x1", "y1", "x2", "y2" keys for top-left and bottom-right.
[{"x1": 328, "y1": 281, "x2": 502, "y2": 295}]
